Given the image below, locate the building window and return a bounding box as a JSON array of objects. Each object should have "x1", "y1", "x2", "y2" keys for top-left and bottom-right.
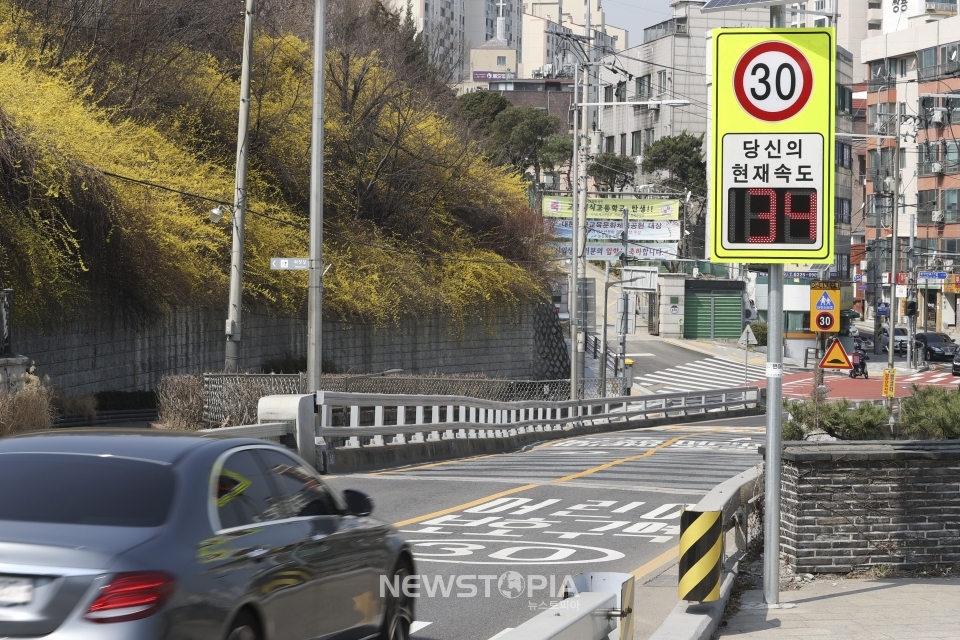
[
  {"x1": 620, "y1": 133, "x2": 627, "y2": 156},
  {"x1": 942, "y1": 43, "x2": 960, "y2": 75},
  {"x1": 616, "y1": 81, "x2": 626, "y2": 102},
  {"x1": 835, "y1": 197, "x2": 851, "y2": 223},
  {"x1": 604, "y1": 84, "x2": 614, "y2": 103},
  {"x1": 636, "y1": 75, "x2": 651, "y2": 99},
  {"x1": 837, "y1": 85, "x2": 852, "y2": 114},
  {"x1": 656, "y1": 70, "x2": 667, "y2": 94},
  {"x1": 605, "y1": 136, "x2": 615, "y2": 153},
  {"x1": 497, "y1": 55, "x2": 506, "y2": 66},
  {"x1": 631, "y1": 131, "x2": 642, "y2": 156},
  {"x1": 833, "y1": 253, "x2": 850, "y2": 279},
  {"x1": 944, "y1": 190, "x2": 960, "y2": 222},
  {"x1": 835, "y1": 142, "x2": 852, "y2": 169},
  {"x1": 918, "y1": 47, "x2": 937, "y2": 80},
  {"x1": 644, "y1": 128, "x2": 655, "y2": 148},
  {"x1": 918, "y1": 190, "x2": 938, "y2": 224}
]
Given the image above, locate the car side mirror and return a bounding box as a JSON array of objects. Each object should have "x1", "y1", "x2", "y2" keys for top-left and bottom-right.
[{"x1": 342, "y1": 489, "x2": 373, "y2": 517}]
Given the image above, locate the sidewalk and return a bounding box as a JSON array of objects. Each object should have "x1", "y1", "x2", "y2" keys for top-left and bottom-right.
[{"x1": 717, "y1": 577, "x2": 960, "y2": 639}]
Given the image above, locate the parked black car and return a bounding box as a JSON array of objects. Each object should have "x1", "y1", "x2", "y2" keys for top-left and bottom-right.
[
  {"x1": 0, "y1": 430, "x2": 414, "y2": 640},
  {"x1": 914, "y1": 332, "x2": 959, "y2": 362}
]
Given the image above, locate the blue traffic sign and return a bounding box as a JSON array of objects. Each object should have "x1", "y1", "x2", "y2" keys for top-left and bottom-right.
[
  {"x1": 877, "y1": 302, "x2": 890, "y2": 317},
  {"x1": 918, "y1": 271, "x2": 947, "y2": 280},
  {"x1": 815, "y1": 292, "x2": 836, "y2": 311}
]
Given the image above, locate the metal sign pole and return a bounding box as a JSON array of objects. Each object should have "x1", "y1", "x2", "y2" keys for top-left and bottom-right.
[
  {"x1": 764, "y1": 263, "x2": 784, "y2": 605},
  {"x1": 570, "y1": 64, "x2": 581, "y2": 401}
]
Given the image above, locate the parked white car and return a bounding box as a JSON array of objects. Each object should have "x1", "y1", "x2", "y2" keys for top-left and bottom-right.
[{"x1": 879, "y1": 326, "x2": 909, "y2": 354}]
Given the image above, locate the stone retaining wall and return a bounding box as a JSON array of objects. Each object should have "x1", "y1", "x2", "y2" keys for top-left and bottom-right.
[
  {"x1": 781, "y1": 441, "x2": 960, "y2": 573},
  {"x1": 13, "y1": 302, "x2": 567, "y2": 396}
]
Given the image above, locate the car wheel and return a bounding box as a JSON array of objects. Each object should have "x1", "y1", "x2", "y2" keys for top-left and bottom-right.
[
  {"x1": 927, "y1": 349, "x2": 934, "y2": 361},
  {"x1": 381, "y1": 559, "x2": 414, "y2": 640},
  {"x1": 226, "y1": 611, "x2": 261, "y2": 640}
]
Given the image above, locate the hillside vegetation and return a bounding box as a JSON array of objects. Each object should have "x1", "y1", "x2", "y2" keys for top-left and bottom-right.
[{"x1": 0, "y1": 0, "x2": 552, "y2": 328}]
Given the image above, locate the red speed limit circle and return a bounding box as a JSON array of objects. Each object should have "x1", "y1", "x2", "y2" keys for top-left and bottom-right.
[
  {"x1": 815, "y1": 311, "x2": 835, "y2": 331},
  {"x1": 733, "y1": 41, "x2": 813, "y2": 121}
]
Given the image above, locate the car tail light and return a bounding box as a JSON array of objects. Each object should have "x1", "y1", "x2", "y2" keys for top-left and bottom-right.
[{"x1": 84, "y1": 572, "x2": 176, "y2": 623}]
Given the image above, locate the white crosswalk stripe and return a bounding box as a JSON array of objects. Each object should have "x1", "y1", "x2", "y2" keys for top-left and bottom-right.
[{"x1": 634, "y1": 357, "x2": 767, "y2": 391}]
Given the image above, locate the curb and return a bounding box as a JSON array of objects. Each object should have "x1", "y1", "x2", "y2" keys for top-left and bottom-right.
[{"x1": 648, "y1": 555, "x2": 740, "y2": 640}]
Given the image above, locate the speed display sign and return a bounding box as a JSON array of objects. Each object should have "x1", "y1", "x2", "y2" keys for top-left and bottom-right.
[{"x1": 710, "y1": 29, "x2": 835, "y2": 263}]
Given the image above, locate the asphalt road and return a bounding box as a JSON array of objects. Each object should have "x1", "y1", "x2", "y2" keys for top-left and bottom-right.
[{"x1": 326, "y1": 414, "x2": 766, "y2": 640}]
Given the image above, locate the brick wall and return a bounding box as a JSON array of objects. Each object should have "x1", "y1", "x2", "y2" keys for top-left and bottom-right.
[
  {"x1": 12, "y1": 303, "x2": 565, "y2": 396},
  {"x1": 781, "y1": 442, "x2": 960, "y2": 573}
]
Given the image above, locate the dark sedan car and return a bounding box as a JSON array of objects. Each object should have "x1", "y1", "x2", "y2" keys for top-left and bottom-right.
[
  {"x1": 0, "y1": 430, "x2": 414, "y2": 640},
  {"x1": 914, "y1": 332, "x2": 959, "y2": 362}
]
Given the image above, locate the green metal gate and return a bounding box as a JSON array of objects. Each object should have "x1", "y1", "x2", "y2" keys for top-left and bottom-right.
[{"x1": 684, "y1": 293, "x2": 742, "y2": 339}]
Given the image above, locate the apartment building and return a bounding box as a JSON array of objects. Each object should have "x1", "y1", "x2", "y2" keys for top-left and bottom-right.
[
  {"x1": 788, "y1": 0, "x2": 881, "y2": 83},
  {"x1": 862, "y1": 9, "x2": 960, "y2": 330},
  {"x1": 383, "y1": 0, "x2": 467, "y2": 77}
]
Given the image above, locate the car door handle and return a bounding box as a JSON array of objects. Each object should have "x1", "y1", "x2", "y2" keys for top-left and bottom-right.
[{"x1": 246, "y1": 548, "x2": 269, "y2": 559}]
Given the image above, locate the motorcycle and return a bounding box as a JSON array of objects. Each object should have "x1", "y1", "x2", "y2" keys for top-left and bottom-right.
[{"x1": 849, "y1": 346, "x2": 869, "y2": 379}]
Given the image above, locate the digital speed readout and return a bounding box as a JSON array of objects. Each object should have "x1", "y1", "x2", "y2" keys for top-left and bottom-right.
[{"x1": 726, "y1": 187, "x2": 817, "y2": 245}]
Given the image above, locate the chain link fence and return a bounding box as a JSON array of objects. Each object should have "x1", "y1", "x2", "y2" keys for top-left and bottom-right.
[{"x1": 198, "y1": 373, "x2": 628, "y2": 429}]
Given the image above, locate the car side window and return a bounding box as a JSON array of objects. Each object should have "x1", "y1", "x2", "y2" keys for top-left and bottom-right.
[
  {"x1": 215, "y1": 450, "x2": 287, "y2": 530},
  {"x1": 256, "y1": 449, "x2": 342, "y2": 517}
]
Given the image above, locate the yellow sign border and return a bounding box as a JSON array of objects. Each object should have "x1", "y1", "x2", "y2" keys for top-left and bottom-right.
[{"x1": 710, "y1": 28, "x2": 836, "y2": 264}]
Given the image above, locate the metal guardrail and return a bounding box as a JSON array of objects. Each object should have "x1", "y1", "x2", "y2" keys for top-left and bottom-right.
[
  {"x1": 314, "y1": 387, "x2": 761, "y2": 448},
  {"x1": 196, "y1": 386, "x2": 762, "y2": 464}
]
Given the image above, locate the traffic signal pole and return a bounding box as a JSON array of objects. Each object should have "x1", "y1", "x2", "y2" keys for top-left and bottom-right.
[{"x1": 887, "y1": 102, "x2": 900, "y2": 383}]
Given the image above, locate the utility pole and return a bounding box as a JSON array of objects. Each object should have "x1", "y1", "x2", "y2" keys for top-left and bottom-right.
[
  {"x1": 570, "y1": 64, "x2": 582, "y2": 401},
  {"x1": 306, "y1": 0, "x2": 327, "y2": 393},
  {"x1": 577, "y1": 2, "x2": 595, "y2": 389},
  {"x1": 763, "y1": 264, "x2": 784, "y2": 605},
  {"x1": 887, "y1": 101, "x2": 901, "y2": 393},
  {"x1": 907, "y1": 213, "x2": 915, "y2": 368},
  {"x1": 224, "y1": 0, "x2": 256, "y2": 372},
  {"x1": 619, "y1": 206, "x2": 630, "y2": 375},
  {"x1": 600, "y1": 261, "x2": 610, "y2": 397}
]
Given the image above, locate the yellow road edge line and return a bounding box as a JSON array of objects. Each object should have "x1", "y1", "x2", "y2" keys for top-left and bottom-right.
[
  {"x1": 369, "y1": 454, "x2": 500, "y2": 475},
  {"x1": 631, "y1": 545, "x2": 680, "y2": 581},
  {"x1": 392, "y1": 483, "x2": 540, "y2": 528}
]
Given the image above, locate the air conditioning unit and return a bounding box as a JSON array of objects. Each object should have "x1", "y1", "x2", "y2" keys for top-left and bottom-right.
[
  {"x1": 933, "y1": 210, "x2": 946, "y2": 222},
  {"x1": 933, "y1": 161, "x2": 944, "y2": 174},
  {"x1": 932, "y1": 109, "x2": 945, "y2": 125}
]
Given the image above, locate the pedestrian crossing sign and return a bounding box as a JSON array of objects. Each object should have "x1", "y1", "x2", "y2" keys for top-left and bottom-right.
[{"x1": 815, "y1": 292, "x2": 835, "y2": 311}]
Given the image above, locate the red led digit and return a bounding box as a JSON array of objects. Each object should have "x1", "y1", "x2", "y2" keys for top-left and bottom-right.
[
  {"x1": 784, "y1": 189, "x2": 817, "y2": 243},
  {"x1": 747, "y1": 188, "x2": 777, "y2": 243}
]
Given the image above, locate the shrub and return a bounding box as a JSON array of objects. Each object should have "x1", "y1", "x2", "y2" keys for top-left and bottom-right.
[
  {"x1": 50, "y1": 391, "x2": 97, "y2": 420},
  {"x1": 0, "y1": 374, "x2": 55, "y2": 436},
  {"x1": 156, "y1": 373, "x2": 204, "y2": 431},
  {"x1": 897, "y1": 385, "x2": 960, "y2": 440},
  {"x1": 783, "y1": 389, "x2": 891, "y2": 440},
  {"x1": 749, "y1": 321, "x2": 767, "y2": 347}
]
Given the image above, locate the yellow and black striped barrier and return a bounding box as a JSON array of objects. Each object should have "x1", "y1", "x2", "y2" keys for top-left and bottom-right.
[{"x1": 678, "y1": 509, "x2": 722, "y2": 602}]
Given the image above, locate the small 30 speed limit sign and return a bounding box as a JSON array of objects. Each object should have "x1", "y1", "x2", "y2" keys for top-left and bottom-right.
[{"x1": 734, "y1": 41, "x2": 813, "y2": 122}]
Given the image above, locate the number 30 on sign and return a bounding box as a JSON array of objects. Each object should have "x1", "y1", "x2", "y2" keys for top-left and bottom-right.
[{"x1": 710, "y1": 29, "x2": 835, "y2": 264}]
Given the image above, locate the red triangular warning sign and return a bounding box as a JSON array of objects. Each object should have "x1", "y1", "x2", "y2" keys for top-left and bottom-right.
[{"x1": 819, "y1": 340, "x2": 852, "y2": 370}]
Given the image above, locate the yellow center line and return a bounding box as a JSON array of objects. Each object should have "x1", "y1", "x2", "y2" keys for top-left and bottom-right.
[
  {"x1": 393, "y1": 429, "x2": 719, "y2": 526},
  {"x1": 368, "y1": 454, "x2": 500, "y2": 475},
  {"x1": 393, "y1": 484, "x2": 540, "y2": 527},
  {"x1": 554, "y1": 431, "x2": 715, "y2": 482}
]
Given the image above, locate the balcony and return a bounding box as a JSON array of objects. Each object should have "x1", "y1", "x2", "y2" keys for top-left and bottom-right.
[{"x1": 926, "y1": 1, "x2": 958, "y2": 14}]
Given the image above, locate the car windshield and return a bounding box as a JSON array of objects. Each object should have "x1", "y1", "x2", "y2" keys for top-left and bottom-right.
[
  {"x1": 926, "y1": 333, "x2": 952, "y2": 343},
  {"x1": 894, "y1": 328, "x2": 907, "y2": 336},
  {"x1": 0, "y1": 452, "x2": 175, "y2": 527}
]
